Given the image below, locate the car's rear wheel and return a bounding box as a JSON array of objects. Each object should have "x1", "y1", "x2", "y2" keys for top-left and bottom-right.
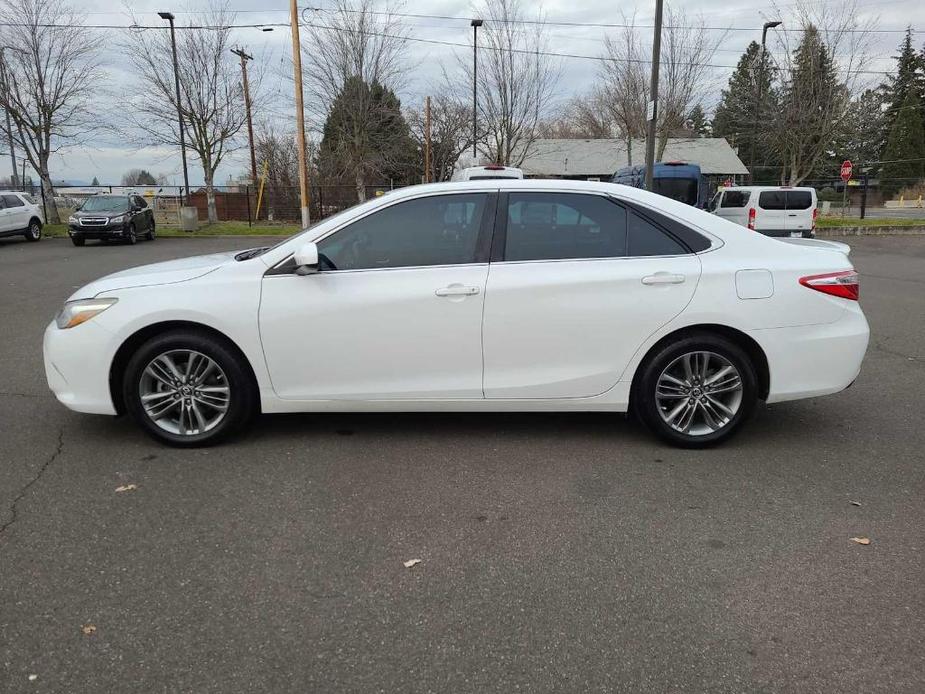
[
  {"x1": 125, "y1": 224, "x2": 137, "y2": 245},
  {"x1": 634, "y1": 333, "x2": 758, "y2": 448},
  {"x1": 24, "y1": 219, "x2": 42, "y2": 242},
  {"x1": 71, "y1": 236, "x2": 85, "y2": 247},
  {"x1": 123, "y1": 330, "x2": 258, "y2": 447}
]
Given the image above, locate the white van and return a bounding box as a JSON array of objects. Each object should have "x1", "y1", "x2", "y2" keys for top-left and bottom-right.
[
  {"x1": 451, "y1": 165, "x2": 524, "y2": 181},
  {"x1": 709, "y1": 186, "x2": 817, "y2": 238}
]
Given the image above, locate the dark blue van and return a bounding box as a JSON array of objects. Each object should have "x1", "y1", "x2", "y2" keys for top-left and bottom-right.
[{"x1": 611, "y1": 161, "x2": 709, "y2": 208}]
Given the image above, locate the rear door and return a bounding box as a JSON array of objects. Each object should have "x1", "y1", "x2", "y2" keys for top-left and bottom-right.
[
  {"x1": 1, "y1": 194, "x2": 29, "y2": 231},
  {"x1": 481, "y1": 191, "x2": 701, "y2": 399},
  {"x1": 756, "y1": 190, "x2": 788, "y2": 235},
  {"x1": 785, "y1": 190, "x2": 814, "y2": 236},
  {"x1": 714, "y1": 189, "x2": 750, "y2": 227}
]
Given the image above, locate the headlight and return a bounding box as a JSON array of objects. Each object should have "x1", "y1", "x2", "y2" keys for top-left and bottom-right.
[
  {"x1": 68, "y1": 216, "x2": 78, "y2": 225},
  {"x1": 55, "y1": 298, "x2": 118, "y2": 329},
  {"x1": 109, "y1": 215, "x2": 125, "y2": 224}
]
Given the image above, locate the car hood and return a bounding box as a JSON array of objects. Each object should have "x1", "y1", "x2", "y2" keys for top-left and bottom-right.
[{"x1": 69, "y1": 251, "x2": 241, "y2": 300}]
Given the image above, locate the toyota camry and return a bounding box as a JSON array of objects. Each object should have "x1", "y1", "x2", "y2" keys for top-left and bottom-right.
[{"x1": 43, "y1": 180, "x2": 869, "y2": 448}]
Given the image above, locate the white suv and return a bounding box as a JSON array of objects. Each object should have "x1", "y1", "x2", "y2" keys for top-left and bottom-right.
[
  {"x1": 709, "y1": 186, "x2": 817, "y2": 238},
  {"x1": 0, "y1": 191, "x2": 44, "y2": 242}
]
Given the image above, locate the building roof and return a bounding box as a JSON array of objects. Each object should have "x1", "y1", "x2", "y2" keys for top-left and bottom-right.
[{"x1": 519, "y1": 138, "x2": 749, "y2": 177}]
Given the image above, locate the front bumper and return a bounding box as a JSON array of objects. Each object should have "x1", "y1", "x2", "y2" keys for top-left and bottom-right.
[
  {"x1": 69, "y1": 224, "x2": 128, "y2": 240},
  {"x1": 43, "y1": 320, "x2": 118, "y2": 415}
]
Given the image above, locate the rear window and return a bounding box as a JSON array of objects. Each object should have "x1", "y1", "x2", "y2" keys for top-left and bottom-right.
[
  {"x1": 758, "y1": 191, "x2": 786, "y2": 210},
  {"x1": 653, "y1": 177, "x2": 698, "y2": 206},
  {"x1": 720, "y1": 191, "x2": 749, "y2": 208},
  {"x1": 786, "y1": 191, "x2": 813, "y2": 210}
]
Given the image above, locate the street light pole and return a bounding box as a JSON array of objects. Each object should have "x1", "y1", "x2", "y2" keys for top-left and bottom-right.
[
  {"x1": 231, "y1": 47, "x2": 258, "y2": 186},
  {"x1": 470, "y1": 19, "x2": 482, "y2": 162},
  {"x1": 748, "y1": 20, "x2": 782, "y2": 184},
  {"x1": 0, "y1": 47, "x2": 20, "y2": 187},
  {"x1": 158, "y1": 12, "x2": 191, "y2": 203},
  {"x1": 643, "y1": 0, "x2": 664, "y2": 192}
]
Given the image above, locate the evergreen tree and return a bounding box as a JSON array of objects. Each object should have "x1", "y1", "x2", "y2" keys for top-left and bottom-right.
[
  {"x1": 879, "y1": 29, "x2": 925, "y2": 141},
  {"x1": 318, "y1": 76, "x2": 416, "y2": 202},
  {"x1": 777, "y1": 25, "x2": 846, "y2": 185},
  {"x1": 822, "y1": 89, "x2": 887, "y2": 179},
  {"x1": 712, "y1": 41, "x2": 778, "y2": 182},
  {"x1": 90, "y1": 176, "x2": 100, "y2": 186},
  {"x1": 881, "y1": 90, "x2": 925, "y2": 195},
  {"x1": 686, "y1": 104, "x2": 711, "y2": 137}
]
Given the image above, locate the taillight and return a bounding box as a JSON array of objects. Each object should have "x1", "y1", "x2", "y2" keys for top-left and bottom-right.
[
  {"x1": 747, "y1": 208, "x2": 756, "y2": 230},
  {"x1": 799, "y1": 270, "x2": 859, "y2": 300},
  {"x1": 812, "y1": 207, "x2": 818, "y2": 230}
]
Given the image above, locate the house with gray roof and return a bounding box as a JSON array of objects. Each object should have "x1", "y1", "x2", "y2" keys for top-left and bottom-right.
[{"x1": 519, "y1": 138, "x2": 749, "y2": 181}]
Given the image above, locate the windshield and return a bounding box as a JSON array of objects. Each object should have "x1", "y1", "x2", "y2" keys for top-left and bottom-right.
[
  {"x1": 653, "y1": 178, "x2": 698, "y2": 206},
  {"x1": 80, "y1": 197, "x2": 128, "y2": 213}
]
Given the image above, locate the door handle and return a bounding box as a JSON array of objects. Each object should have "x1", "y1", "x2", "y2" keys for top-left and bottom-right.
[
  {"x1": 435, "y1": 284, "x2": 480, "y2": 297},
  {"x1": 641, "y1": 272, "x2": 685, "y2": 286},
  {"x1": 788, "y1": 213, "x2": 798, "y2": 217}
]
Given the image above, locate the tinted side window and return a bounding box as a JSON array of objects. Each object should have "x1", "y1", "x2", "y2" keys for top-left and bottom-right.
[
  {"x1": 133, "y1": 196, "x2": 148, "y2": 209},
  {"x1": 317, "y1": 193, "x2": 487, "y2": 270},
  {"x1": 2, "y1": 194, "x2": 25, "y2": 208},
  {"x1": 504, "y1": 193, "x2": 627, "y2": 261},
  {"x1": 720, "y1": 191, "x2": 749, "y2": 208},
  {"x1": 627, "y1": 212, "x2": 687, "y2": 256},
  {"x1": 758, "y1": 191, "x2": 786, "y2": 210},
  {"x1": 786, "y1": 191, "x2": 812, "y2": 210}
]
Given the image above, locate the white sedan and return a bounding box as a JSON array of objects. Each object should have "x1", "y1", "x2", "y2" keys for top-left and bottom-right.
[{"x1": 44, "y1": 180, "x2": 869, "y2": 448}]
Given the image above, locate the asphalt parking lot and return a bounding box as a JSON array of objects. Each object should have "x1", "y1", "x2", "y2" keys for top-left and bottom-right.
[{"x1": 1, "y1": 234, "x2": 923, "y2": 693}]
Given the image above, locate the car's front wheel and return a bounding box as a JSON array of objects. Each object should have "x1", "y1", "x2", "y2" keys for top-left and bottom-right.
[
  {"x1": 125, "y1": 224, "x2": 137, "y2": 245},
  {"x1": 634, "y1": 333, "x2": 758, "y2": 448},
  {"x1": 71, "y1": 236, "x2": 85, "y2": 247},
  {"x1": 123, "y1": 330, "x2": 258, "y2": 447},
  {"x1": 146, "y1": 220, "x2": 156, "y2": 241},
  {"x1": 24, "y1": 219, "x2": 42, "y2": 242}
]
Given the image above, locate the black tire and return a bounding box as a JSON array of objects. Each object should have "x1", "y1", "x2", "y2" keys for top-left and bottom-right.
[
  {"x1": 24, "y1": 218, "x2": 42, "y2": 242},
  {"x1": 146, "y1": 220, "x2": 156, "y2": 241},
  {"x1": 122, "y1": 330, "x2": 258, "y2": 447},
  {"x1": 633, "y1": 332, "x2": 758, "y2": 448},
  {"x1": 125, "y1": 224, "x2": 137, "y2": 245},
  {"x1": 71, "y1": 236, "x2": 85, "y2": 247}
]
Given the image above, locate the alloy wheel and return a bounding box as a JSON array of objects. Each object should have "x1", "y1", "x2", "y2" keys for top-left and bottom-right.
[
  {"x1": 138, "y1": 349, "x2": 231, "y2": 436},
  {"x1": 655, "y1": 350, "x2": 744, "y2": 436}
]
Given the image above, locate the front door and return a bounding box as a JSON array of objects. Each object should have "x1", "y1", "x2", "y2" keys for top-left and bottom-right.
[
  {"x1": 259, "y1": 192, "x2": 494, "y2": 400},
  {"x1": 482, "y1": 192, "x2": 701, "y2": 399}
]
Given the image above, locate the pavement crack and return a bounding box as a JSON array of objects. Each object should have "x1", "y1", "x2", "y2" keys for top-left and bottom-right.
[{"x1": 0, "y1": 426, "x2": 65, "y2": 541}]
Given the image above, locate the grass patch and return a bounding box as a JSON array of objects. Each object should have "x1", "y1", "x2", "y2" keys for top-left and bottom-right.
[
  {"x1": 42, "y1": 221, "x2": 300, "y2": 238},
  {"x1": 817, "y1": 216, "x2": 925, "y2": 228}
]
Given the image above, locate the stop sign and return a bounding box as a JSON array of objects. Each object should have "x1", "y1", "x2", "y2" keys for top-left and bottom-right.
[{"x1": 840, "y1": 160, "x2": 853, "y2": 182}]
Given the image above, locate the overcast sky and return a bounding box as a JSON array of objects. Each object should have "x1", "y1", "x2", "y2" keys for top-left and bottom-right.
[{"x1": 35, "y1": 0, "x2": 925, "y2": 186}]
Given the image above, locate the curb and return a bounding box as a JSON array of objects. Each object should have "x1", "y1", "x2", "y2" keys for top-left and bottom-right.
[{"x1": 817, "y1": 226, "x2": 925, "y2": 237}]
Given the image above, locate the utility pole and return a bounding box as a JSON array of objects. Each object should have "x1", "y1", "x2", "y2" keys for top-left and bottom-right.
[
  {"x1": 0, "y1": 48, "x2": 18, "y2": 188},
  {"x1": 424, "y1": 96, "x2": 432, "y2": 183},
  {"x1": 231, "y1": 47, "x2": 258, "y2": 186},
  {"x1": 290, "y1": 0, "x2": 311, "y2": 228},
  {"x1": 643, "y1": 0, "x2": 663, "y2": 192},
  {"x1": 158, "y1": 12, "x2": 190, "y2": 202},
  {"x1": 748, "y1": 20, "x2": 782, "y2": 184},
  {"x1": 470, "y1": 19, "x2": 482, "y2": 161}
]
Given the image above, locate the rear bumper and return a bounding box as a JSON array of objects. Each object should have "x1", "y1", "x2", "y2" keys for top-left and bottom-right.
[
  {"x1": 757, "y1": 228, "x2": 815, "y2": 239},
  {"x1": 43, "y1": 320, "x2": 118, "y2": 415},
  {"x1": 750, "y1": 304, "x2": 869, "y2": 404}
]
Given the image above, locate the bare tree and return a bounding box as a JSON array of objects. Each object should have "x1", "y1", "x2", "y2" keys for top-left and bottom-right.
[
  {"x1": 407, "y1": 91, "x2": 473, "y2": 181},
  {"x1": 122, "y1": 2, "x2": 249, "y2": 222},
  {"x1": 254, "y1": 122, "x2": 300, "y2": 220},
  {"x1": 601, "y1": 9, "x2": 724, "y2": 163},
  {"x1": 461, "y1": 0, "x2": 560, "y2": 166},
  {"x1": 0, "y1": 0, "x2": 102, "y2": 223},
  {"x1": 765, "y1": 0, "x2": 875, "y2": 184},
  {"x1": 537, "y1": 90, "x2": 615, "y2": 139},
  {"x1": 600, "y1": 14, "x2": 649, "y2": 165}
]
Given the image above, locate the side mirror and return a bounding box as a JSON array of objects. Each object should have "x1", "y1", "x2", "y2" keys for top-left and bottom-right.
[{"x1": 293, "y1": 241, "x2": 319, "y2": 275}]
